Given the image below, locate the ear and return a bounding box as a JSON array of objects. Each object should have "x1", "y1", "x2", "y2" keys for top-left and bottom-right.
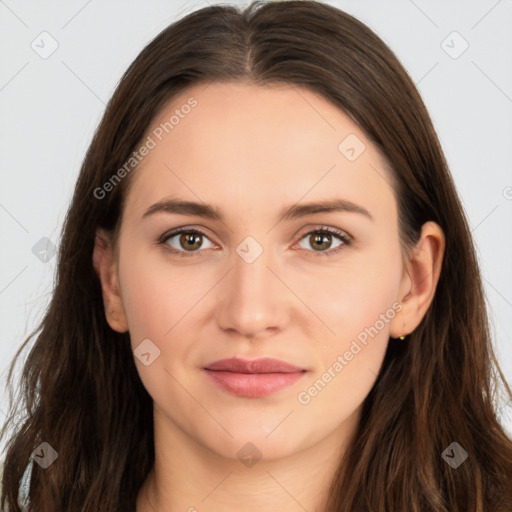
[
  {"x1": 92, "y1": 229, "x2": 129, "y2": 333},
  {"x1": 390, "y1": 221, "x2": 445, "y2": 338}
]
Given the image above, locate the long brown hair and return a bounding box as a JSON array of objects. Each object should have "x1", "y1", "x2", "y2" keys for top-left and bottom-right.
[{"x1": 2, "y1": 1, "x2": 511, "y2": 510}]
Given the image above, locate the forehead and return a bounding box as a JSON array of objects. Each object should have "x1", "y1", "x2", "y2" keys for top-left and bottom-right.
[{"x1": 123, "y1": 82, "x2": 396, "y2": 225}]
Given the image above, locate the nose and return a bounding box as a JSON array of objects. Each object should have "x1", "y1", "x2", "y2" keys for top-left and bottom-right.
[{"x1": 215, "y1": 240, "x2": 290, "y2": 340}]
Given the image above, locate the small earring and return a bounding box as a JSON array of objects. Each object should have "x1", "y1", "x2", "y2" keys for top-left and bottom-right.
[{"x1": 398, "y1": 334, "x2": 407, "y2": 340}]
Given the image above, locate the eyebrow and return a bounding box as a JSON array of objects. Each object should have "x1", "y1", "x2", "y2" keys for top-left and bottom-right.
[{"x1": 142, "y1": 197, "x2": 374, "y2": 223}]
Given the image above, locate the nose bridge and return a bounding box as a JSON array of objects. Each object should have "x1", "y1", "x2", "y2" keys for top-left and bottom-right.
[
  {"x1": 216, "y1": 234, "x2": 285, "y2": 336},
  {"x1": 231, "y1": 234, "x2": 275, "y2": 307},
  {"x1": 233, "y1": 236, "x2": 269, "y2": 293}
]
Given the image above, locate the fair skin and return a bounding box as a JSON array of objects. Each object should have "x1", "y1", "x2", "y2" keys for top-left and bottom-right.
[{"x1": 93, "y1": 82, "x2": 444, "y2": 512}]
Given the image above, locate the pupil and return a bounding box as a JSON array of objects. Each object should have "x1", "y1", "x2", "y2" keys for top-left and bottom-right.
[
  {"x1": 181, "y1": 233, "x2": 201, "y2": 250},
  {"x1": 313, "y1": 233, "x2": 331, "y2": 250}
]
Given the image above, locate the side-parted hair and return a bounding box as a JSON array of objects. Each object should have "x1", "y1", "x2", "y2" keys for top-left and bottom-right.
[{"x1": 2, "y1": 1, "x2": 511, "y2": 511}]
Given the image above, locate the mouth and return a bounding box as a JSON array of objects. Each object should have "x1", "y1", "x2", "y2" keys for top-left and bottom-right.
[{"x1": 202, "y1": 357, "x2": 308, "y2": 398}]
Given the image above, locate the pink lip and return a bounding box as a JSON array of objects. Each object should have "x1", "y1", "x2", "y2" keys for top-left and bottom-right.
[
  {"x1": 205, "y1": 357, "x2": 305, "y2": 373},
  {"x1": 203, "y1": 357, "x2": 308, "y2": 398}
]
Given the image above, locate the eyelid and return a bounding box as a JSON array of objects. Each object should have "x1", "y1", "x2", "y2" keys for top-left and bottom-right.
[{"x1": 294, "y1": 224, "x2": 352, "y2": 242}]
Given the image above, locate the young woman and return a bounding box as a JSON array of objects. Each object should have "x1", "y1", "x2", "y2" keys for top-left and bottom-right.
[{"x1": 2, "y1": 1, "x2": 511, "y2": 511}]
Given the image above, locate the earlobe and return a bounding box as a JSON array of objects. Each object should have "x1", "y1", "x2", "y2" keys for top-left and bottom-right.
[
  {"x1": 92, "y1": 230, "x2": 129, "y2": 333},
  {"x1": 390, "y1": 221, "x2": 445, "y2": 338}
]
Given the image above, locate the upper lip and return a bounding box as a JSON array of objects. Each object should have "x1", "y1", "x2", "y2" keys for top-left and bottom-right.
[{"x1": 204, "y1": 357, "x2": 306, "y2": 374}]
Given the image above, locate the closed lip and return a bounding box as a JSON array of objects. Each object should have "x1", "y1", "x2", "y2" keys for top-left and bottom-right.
[{"x1": 203, "y1": 357, "x2": 307, "y2": 374}]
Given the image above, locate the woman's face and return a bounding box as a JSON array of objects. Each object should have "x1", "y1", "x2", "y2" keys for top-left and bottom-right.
[{"x1": 109, "y1": 82, "x2": 411, "y2": 460}]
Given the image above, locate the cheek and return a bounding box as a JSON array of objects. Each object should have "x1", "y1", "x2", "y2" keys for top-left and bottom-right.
[
  {"x1": 296, "y1": 244, "x2": 402, "y2": 401},
  {"x1": 116, "y1": 248, "x2": 202, "y2": 409},
  {"x1": 116, "y1": 241, "x2": 223, "y2": 389},
  {"x1": 295, "y1": 306, "x2": 394, "y2": 438},
  {"x1": 295, "y1": 243, "x2": 402, "y2": 341},
  {"x1": 117, "y1": 242, "x2": 208, "y2": 341}
]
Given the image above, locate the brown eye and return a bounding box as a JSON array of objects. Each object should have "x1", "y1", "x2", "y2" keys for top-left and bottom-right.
[
  {"x1": 309, "y1": 232, "x2": 334, "y2": 251},
  {"x1": 179, "y1": 232, "x2": 203, "y2": 251},
  {"x1": 160, "y1": 228, "x2": 215, "y2": 256},
  {"x1": 297, "y1": 227, "x2": 351, "y2": 256}
]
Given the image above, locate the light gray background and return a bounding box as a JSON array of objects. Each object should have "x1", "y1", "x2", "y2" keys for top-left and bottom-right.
[{"x1": 1, "y1": 0, "x2": 511, "y2": 455}]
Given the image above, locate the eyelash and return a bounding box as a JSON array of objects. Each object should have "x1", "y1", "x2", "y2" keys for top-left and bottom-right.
[{"x1": 156, "y1": 226, "x2": 352, "y2": 258}]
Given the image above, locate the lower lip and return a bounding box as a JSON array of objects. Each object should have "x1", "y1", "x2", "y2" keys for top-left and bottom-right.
[{"x1": 203, "y1": 369, "x2": 307, "y2": 398}]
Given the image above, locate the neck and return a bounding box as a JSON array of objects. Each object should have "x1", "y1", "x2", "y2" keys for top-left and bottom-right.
[{"x1": 136, "y1": 405, "x2": 361, "y2": 512}]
